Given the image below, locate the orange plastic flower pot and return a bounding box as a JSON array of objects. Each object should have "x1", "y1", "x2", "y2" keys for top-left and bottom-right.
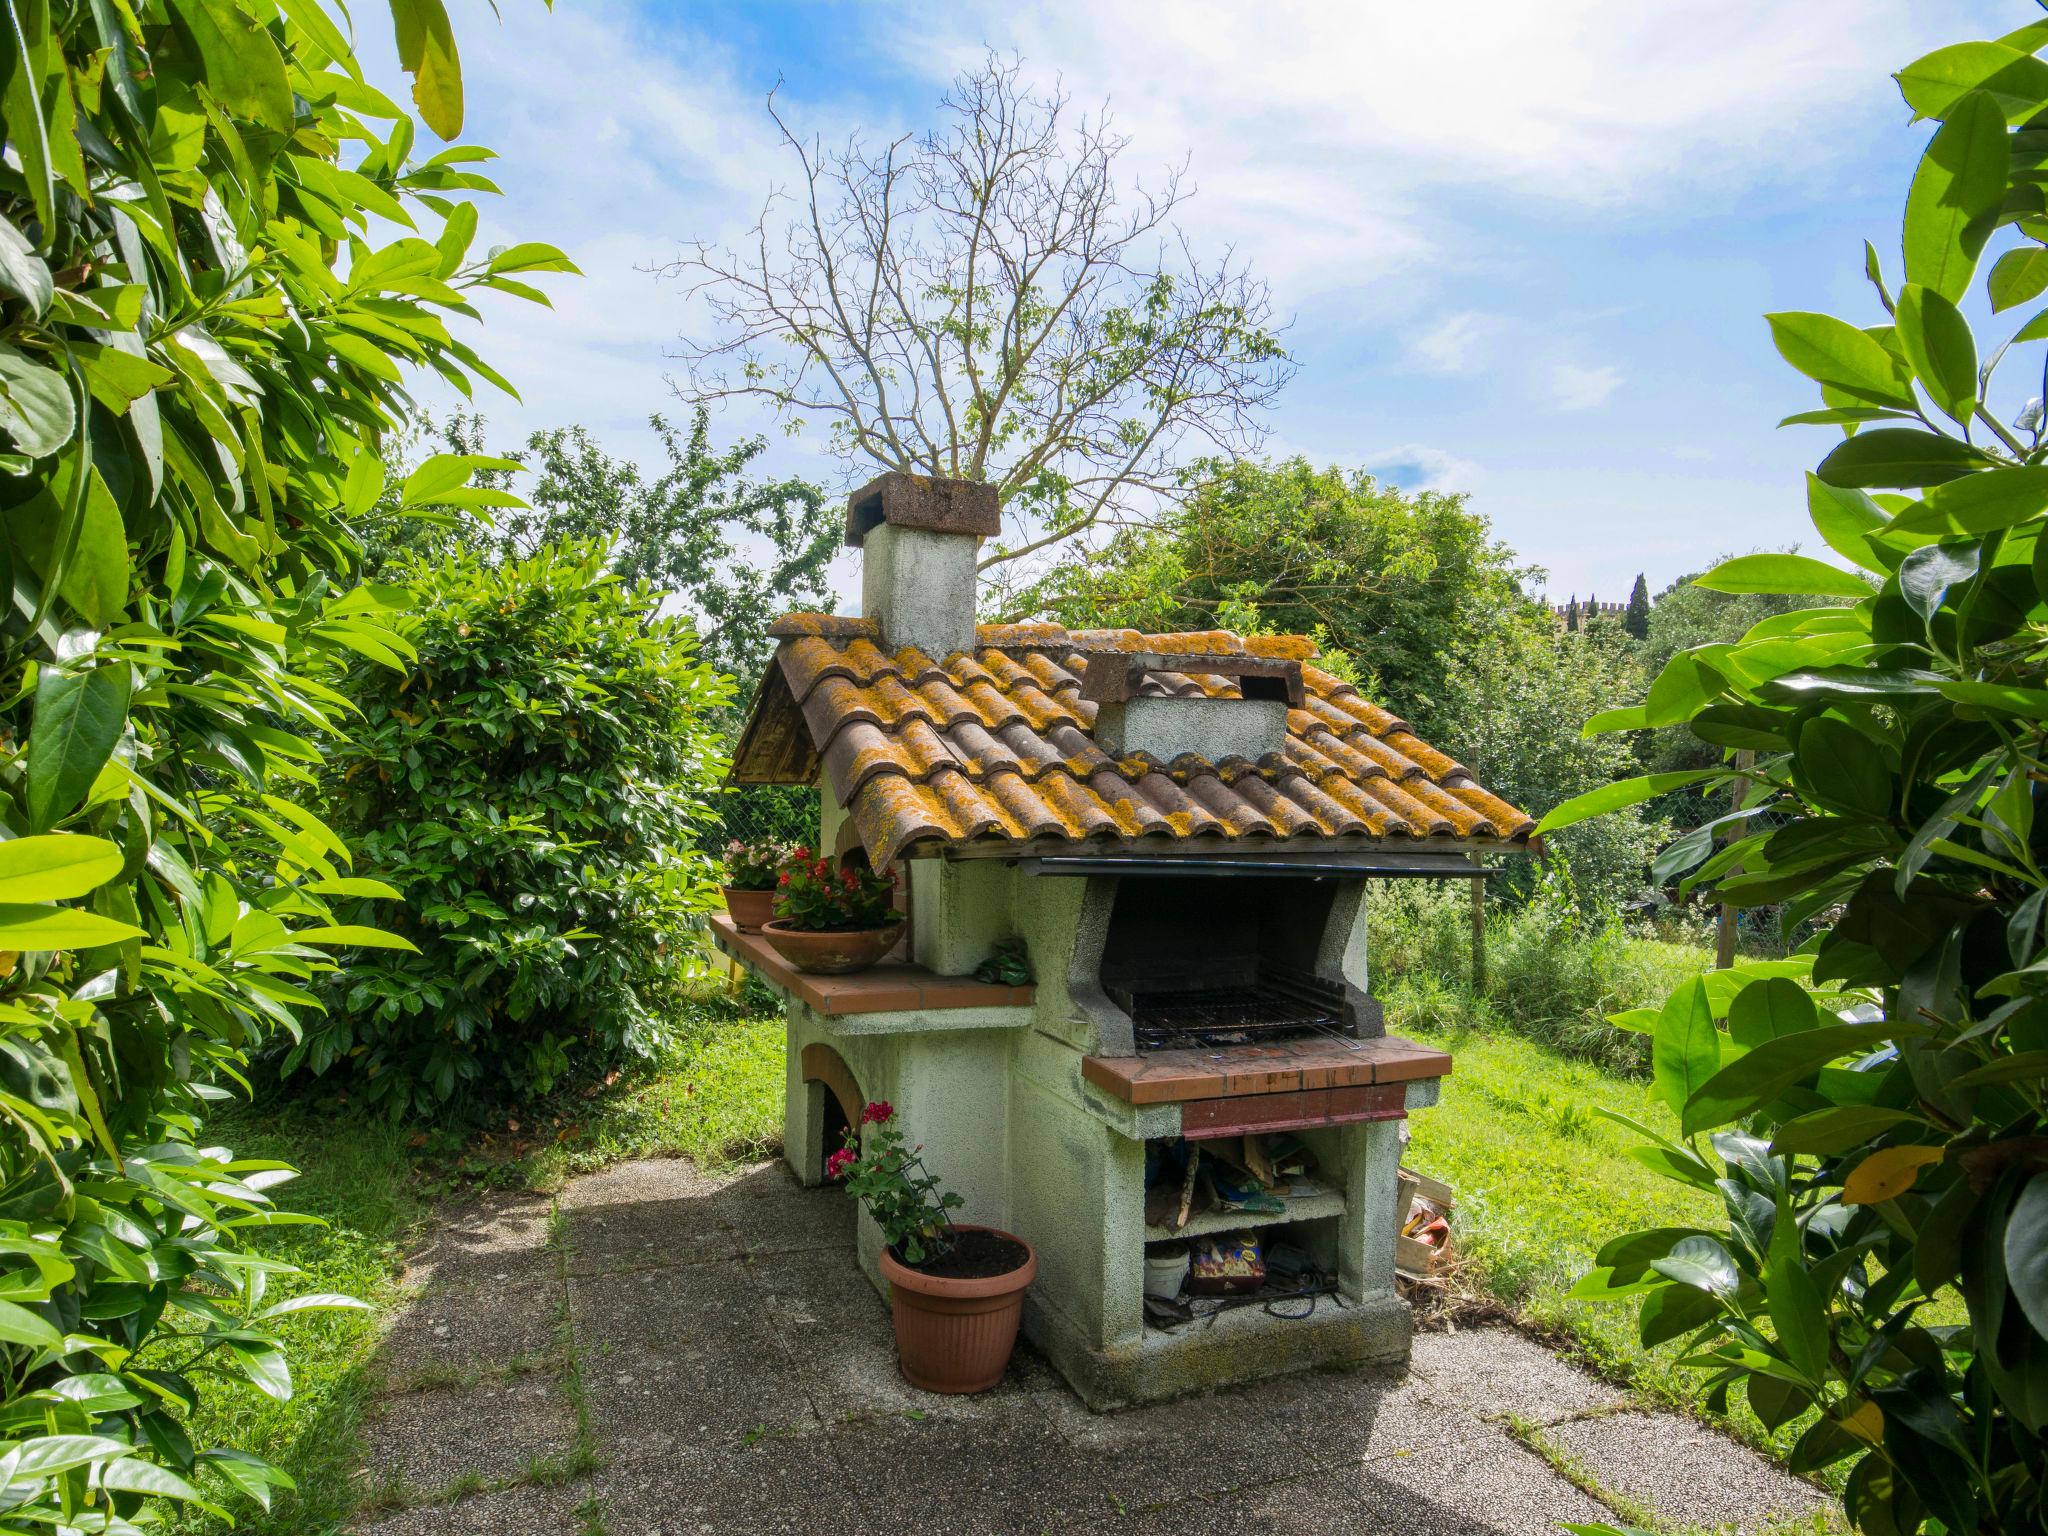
[{"x1": 878, "y1": 1225, "x2": 1037, "y2": 1394}]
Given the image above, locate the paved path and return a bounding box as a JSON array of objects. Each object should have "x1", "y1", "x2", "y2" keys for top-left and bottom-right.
[{"x1": 350, "y1": 1158, "x2": 1831, "y2": 1535}]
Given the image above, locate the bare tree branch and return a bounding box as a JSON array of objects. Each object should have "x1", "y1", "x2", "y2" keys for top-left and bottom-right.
[{"x1": 660, "y1": 51, "x2": 1293, "y2": 598}]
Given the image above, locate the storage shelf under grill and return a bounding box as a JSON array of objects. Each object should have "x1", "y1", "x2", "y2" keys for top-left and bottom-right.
[{"x1": 1144, "y1": 1188, "x2": 1345, "y2": 1242}]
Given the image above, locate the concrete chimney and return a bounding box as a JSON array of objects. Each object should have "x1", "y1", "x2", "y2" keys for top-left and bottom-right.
[{"x1": 847, "y1": 472, "x2": 1000, "y2": 658}]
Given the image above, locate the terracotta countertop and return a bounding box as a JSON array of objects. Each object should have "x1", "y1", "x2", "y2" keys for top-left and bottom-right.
[
  {"x1": 711, "y1": 913, "x2": 1034, "y2": 1018},
  {"x1": 1082, "y1": 1034, "x2": 1450, "y2": 1106}
]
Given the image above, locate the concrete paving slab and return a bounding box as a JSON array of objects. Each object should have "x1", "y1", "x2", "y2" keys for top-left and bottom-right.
[
  {"x1": 755, "y1": 1244, "x2": 886, "y2": 1329},
  {"x1": 568, "y1": 1260, "x2": 768, "y2": 1354},
  {"x1": 580, "y1": 1338, "x2": 820, "y2": 1463},
  {"x1": 590, "y1": 1435, "x2": 859, "y2": 1534},
  {"x1": 560, "y1": 1182, "x2": 741, "y2": 1275},
  {"x1": 401, "y1": 1192, "x2": 559, "y2": 1294},
  {"x1": 1550, "y1": 1410, "x2": 1831, "y2": 1533},
  {"x1": 374, "y1": 1279, "x2": 564, "y2": 1390},
  {"x1": 723, "y1": 1184, "x2": 854, "y2": 1257},
  {"x1": 1408, "y1": 1325, "x2": 1628, "y2": 1425},
  {"x1": 1322, "y1": 1417, "x2": 1611, "y2": 1536},
  {"x1": 345, "y1": 1158, "x2": 1836, "y2": 1536},
  {"x1": 1034, "y1": 1373, "x2": 1328, "y2": 1511},
  {"x1": 360, "y1": 1372, "x2": 577, "y2": 1497},
  {"x1": 1209, "y1": 1364, "x2": 1496, "y2": 1473},
  {"x1": 830, "y1": 1412, "x2": 1119, "y2": 1534},
  {"x1": 559, "y1": 1155, "x2": 735, "y2": 1209},
  {"x1": 352, "y1": 1478, "x2": 592, "y2": 1536},
  {"x1": 710, "y1": 1158, "x2": 809, "y2": 1200}
]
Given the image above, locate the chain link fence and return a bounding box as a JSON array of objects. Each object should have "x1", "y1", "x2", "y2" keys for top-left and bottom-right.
[{"x1": 700, "y1": 783, "x2": 820, "y2": 857}]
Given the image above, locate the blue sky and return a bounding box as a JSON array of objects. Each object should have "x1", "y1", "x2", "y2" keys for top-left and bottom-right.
[{"x1": 364, "y1": 0, "x2": 2019, "y2": 606}]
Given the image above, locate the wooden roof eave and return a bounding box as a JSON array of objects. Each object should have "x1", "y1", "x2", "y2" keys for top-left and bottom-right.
[{"x1": 727, "y1": 655, "x2": 820, "y2": 786}]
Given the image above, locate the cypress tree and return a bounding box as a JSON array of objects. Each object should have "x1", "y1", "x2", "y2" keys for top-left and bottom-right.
[
  {"x1": 1565, "y1": 597, "x2": 1581, "y2": 632},
  {"x1": 1624, "y1": 573, "x2": 1652, "y2": 639}
]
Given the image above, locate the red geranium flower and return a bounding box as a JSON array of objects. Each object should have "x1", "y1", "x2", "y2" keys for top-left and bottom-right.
[
  {"x1": 825, "y1": 1148, "x2": 855, "y2": 1179},
  {"x1": 861, "y1": 1100, "x2": 894, "y2": 1125}
]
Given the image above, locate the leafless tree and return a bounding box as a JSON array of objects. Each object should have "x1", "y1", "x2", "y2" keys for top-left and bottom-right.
[{"x1": 662, "y1": 53, "x2": 1293, "y2": 607}]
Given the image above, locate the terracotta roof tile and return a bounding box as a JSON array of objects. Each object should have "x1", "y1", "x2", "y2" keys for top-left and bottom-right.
[{"x1": 733, "y1": 617, "x2": 1535, "y2": 864}]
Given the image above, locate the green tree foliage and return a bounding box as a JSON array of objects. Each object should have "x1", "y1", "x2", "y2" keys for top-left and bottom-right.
[
  {"x1": 1623, "y1": 572, "x2": 1651, "y2": 640},
  {"x1": 1035, "y1": 456, "x2": 1664, "y2": 900},
  {"x1": 1435, "y1": 624, "x2": 1668, "y2": 908},
  {"x1": 384, "y1": 409, "x2": 839, "y2": 688},
  {"x1": 1031, "y1": 457, "x2": 1535, "y2": 733},
  {"x1": 303, "y1": 543, "x2": 733, "y2": 1116},
  {"x1": 0, "y1": 0, "x2": 561, "y2": 1520},
  {"x1": 1550, "y1": 23, "x2": 2048, "y2": 1534}
]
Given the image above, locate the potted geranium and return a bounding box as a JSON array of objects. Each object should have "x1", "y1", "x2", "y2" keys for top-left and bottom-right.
[
  {"x1": 721, "y1": 838, "x2": 795, "y2": 933},
  {"x1": 829, "y1": 1101, "x2": 1036, "y2": 1393},
  {"x1": 760, "y1": 852, "x2": 904, "y2": 975}
]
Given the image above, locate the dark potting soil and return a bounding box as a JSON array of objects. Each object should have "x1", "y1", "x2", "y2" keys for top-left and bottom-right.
[{"x1": 904, "y1": 1229, "x2": 1028, "y2": 1280}]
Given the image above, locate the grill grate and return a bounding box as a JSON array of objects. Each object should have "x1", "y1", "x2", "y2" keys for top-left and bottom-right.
[{"x1": 1120, "y1": 984, "x2": 1348, "y2": 1052}]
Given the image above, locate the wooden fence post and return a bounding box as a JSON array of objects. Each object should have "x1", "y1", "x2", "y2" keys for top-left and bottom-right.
[{"x1": 1470, "y1": 872, "x2": 1487, "y2": 992}]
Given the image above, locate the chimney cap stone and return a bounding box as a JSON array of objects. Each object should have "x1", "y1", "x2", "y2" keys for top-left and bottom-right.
[{"x1": 845, "y1": 471, "x2": 1001, "y2": 547}]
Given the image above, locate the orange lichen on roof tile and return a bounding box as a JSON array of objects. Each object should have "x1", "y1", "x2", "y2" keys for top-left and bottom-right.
[{"x1": 731, "y1": 616, "x2": 1536, "y2": 865}]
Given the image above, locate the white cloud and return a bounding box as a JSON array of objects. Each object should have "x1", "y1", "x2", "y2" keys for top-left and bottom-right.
[
  {"x1": 1361, "y1": 443, "x2": 1482, "y2": 493},
  {"x1": 873, "y1": 0, "x2": 1989, "y2": 296},
  {"x1": 1549, "y1": 362, "x2": 1624, "y2": 412},
  {"x1": 1406, "y1": 312, "x2": 1500, "y2": 376}
]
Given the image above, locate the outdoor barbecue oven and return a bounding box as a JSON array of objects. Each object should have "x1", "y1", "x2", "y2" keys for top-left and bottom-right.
[{"x1": 719, "y1": 472, "x2": 1534, "y2": 1409}]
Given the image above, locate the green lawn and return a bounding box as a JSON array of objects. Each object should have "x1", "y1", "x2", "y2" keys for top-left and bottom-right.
[
  {"x1": 1399, "y1": 1019, "x2": 1841, "y2": 1473},
  {"x1": 174, "y1": 997, "x2": 786, "y2": 1534}
]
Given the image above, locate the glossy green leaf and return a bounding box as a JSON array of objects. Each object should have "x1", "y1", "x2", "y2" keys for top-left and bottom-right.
[
  {"x1": 1892, "y1": 465, "x2": 2048, "y2": 533},
  {"x1": 1989, "y1": 244, "x2": 2048, "y2": 310},
  {"x1": 1806, "y1": 475, "x2": 1896, "y2": 572},
  {"x1": 1534, "y1": 771, "x2": 1724, "y2": 835},
  {"x1": 1893, "y1": 283, "x2": 1978, "y2": 421},
  {"x1": 1694, "y1": 553, "x2": 1872, "y2": 599},
  {"x1": 1682, "y1": 1023, "x2": 1909, "y2": 1138},
  {"x1": 0, "y1": 835, "x2": 122, "y2": 902},
  {"x1": 1766, "y1": 1199, "x2": 1830, "y2": 1383},
  {"x1": 290, "y1": 925, "x2": 420, "y2": 951},
  {"x1": 1903, "y1": 90, "x2": 2008, "y2": 302},
  {"x1": 1795, "y1": 716, "x2": 1893, "y2": 818},
  {"x1": 1816, "y1": 427, "x2": 1989, "y2": 488},
  {"x1": 1900, "y1": 540, "x2": 1981, "y2": 621},
  {"x1": 1764, "y1": 313, "x2": 1914, "y2": 407},
  {"x1": 25, "y1": 667, "x2": 131, "y2": 831},
  {"x1": 0, "y1": 344, "x2": 76, "y2": 459},
  {"x1": 1940, "y1": 679, "x2": 2048, "y2": 713},
  {"x1": 1897, "y1": 41, "x2": 2048, "y2": 121},
  {"x1": 1728, "y1": 978, "x2": 1819, "y2": 1049},
  {"x1": 0, "y1": 903, "x2": 147, "y2": 950},
  {"x1": 2008, "y1": 1173, "x2": 2048, "y2": 1341},
  {"x1": 1649, "y1": 1234, "x2": 1740, "y2": 1296},
  {"x1": 1653, "y1": 978, "x2": 1721, "y2": 1121},
  {"x1": 389, "y1": 0, "x2": 464, "y2": 139},
  {"x1": 167, "y1": 0, "x2": 293, "y2": 133},
  {"x1": 1771, "y1": 1105, "x2": 1923, "y2": 1156},
  {"x1": 0, "y1": 216, "x2": 51, "y2": 317}
]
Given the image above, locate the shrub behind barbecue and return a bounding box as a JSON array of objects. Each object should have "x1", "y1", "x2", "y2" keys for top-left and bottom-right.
[{"x1": 300, "y1": 542, "x2": 733, "y2": 1114}]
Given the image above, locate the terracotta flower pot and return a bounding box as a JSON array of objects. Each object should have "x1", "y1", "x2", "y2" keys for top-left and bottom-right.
[
  {"x1": 880, "y1": 1225, "x2": 1037, "y2": 1394},
  {"x1": 721, "y1": 886, "x2": 777, "y2": 933},
  {"x1": 760, "y1": 918, "x2": 905, "y2": 975}
]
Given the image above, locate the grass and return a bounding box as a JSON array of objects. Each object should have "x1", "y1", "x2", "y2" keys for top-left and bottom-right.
[
  {"x1": 171, "y1": 987, "x2": 786, "y2": 1534},
  {"x1": 1369, "y1": 881, "x2": 1722, "y2": 1074}
]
